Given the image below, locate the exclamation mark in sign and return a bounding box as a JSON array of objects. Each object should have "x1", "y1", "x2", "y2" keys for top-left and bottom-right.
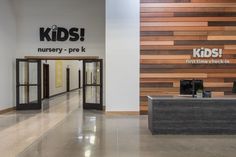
[
  {"x1": 80, "y1": 28, "x2": 85, "y2": 41},
  {"x1": 219, "y1": 49, "x2": 223, "y2": 58}
]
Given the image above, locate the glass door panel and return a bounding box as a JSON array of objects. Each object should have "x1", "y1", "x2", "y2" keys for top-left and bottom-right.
[
  {"x1": 83, "y1": 59, "x2": 103, "y2": 110},
  {"x1": 16, "y1": 59, "x2": 41, "y2": 110},
  {"x1": 85, "y1": 86, "x2": 100, "y2": 104},
  {"x1": 29, "y1": 62, "x2": 38, "y2": 85}
]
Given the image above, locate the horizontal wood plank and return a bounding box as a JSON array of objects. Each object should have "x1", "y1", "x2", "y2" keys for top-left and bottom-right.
[
  {"x1": 141, "y1": 36, "x2": 207, "y2": 41},
  {"x1": 208, "y1": 36, "x2": 236, "y2": 40},
  {"x1": 141, "y1": 3, "x2": 236, "y2": 8},
  {"x1": 141, "y1": 7, "x2": 236, "y2": 13},
  {"x1": 141, "y1": 17, "x2": 236, "y2": 22},
  {"x1": 140, "y1": 41, "x2": 174, "y2": 46},
  {"x1": 141, "y1": 22, "x2": 208, "y2": 26},
  {"x1": 141, "y1": 55, "x2": 191, "y2": 59},
  {"x1": 141, "y1": 73, "x2": 208, "y2": 78}
]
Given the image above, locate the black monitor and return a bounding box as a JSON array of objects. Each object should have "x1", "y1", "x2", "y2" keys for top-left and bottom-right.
[{"x1": 180, "y1": 80, "x2": 203, "y2": 95}]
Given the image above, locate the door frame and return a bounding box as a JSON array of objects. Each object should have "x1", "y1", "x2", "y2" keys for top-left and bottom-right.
[
  {"x1": 83, "y1": 59, "x2": 103, "y2": 110},
  {"x1": 78, "y1": 69, "x2": 81, "y2": 89},
  {"x1": 66, "y1": 68, "x2": 70, "y2": 92},
  {"x1": 16, "y1": 59, "x2": 42, "y2": 110},
  {"x1": 43, "y1": 64, "x2": 50, "y2": 99}
]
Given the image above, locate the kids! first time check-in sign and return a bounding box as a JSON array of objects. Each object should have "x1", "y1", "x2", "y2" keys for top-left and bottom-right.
[{"x1": 186, "y1": 48, "x2": 230, "y2": 64}]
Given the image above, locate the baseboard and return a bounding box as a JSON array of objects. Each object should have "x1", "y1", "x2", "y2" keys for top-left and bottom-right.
[
  {"x1": 49, "y1": 91, "x2": 68, "y2": 99},
  {"x1": 105, "y1": 111, "x2": 140, "y2": 116},
  {"x1": 70, "y1": 88, "x2": 80, "y2": 92},
  {"x1": 47, "y1": 88, "x2": 81, "y2": 99},
  {"x1": 0, "y1": 107, "x2": 16, "y2": 114}
]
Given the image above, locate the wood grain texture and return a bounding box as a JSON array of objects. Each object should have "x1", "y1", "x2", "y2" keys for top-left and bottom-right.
[
  {"x1": 191, "y1": 0, "x2": 236, "y2": 3},
  {"x1": 209, "y1": 21, "x2": 236, "y2": 26},
  {"x1": 141, "y1": 64, "x2": 236, "y2": 69},
  {"x1": 224, "y1": 50, "x2": 236, "y2": 54},
  {"x1": 208, "y1": 31, "x2": 236, "y2": 35},
  {"x1": 225, "y1": 45, "x2": 236, "y2": 49},
  {"x1": 141, "y1": 45, "x2": 224, "y2": 50},
  {"x1": 140, "y1": 0, "x2": 236, "y2": 113},
  {"x1": 141, "y1": 17, "x2": 236, "y2": 22},
  {"x1": 141, "y1": 0, "x2": 191, "y2": 2},
  {"x1": 175, "y1": 40, "x2": 236, "y2": 45},
  {"x1": 174, "y1": 31, "x2": 208, "y2": 35},
  {"x1": 174, "y1": 12, "x2": 236, "y2": 17},
  {"x1": 141, "y1": 68, "x2": 236, "y2": 73},
  {"x1": 208, "y1": 36, "x2": 236, "y2": 40},
  {"x1": 140, "y1": 41, "x2": 174, "y2": 45},
  {"x1": 141, "y1": 36, "x2": 207, "y2": 41},
  {"x1": 141, "y1": 26, "x2": 225, "y2": 31},
  {"x1": 141, "y1": 55, "x2": 191, "y2": 59},
  {"x1": 141, "y1": 31, "x2": 173, "y2": 36},
  {"x1": 141, "y1": 3, "x2": 236, "y2": 8},
  {"x1": 141, "y1": 73, "x2": 208, "y2": 78},
  {"x1": 141, "y1": 22, "x2": 208, "y2": 26},
  {"x1": 141, "y1": 7, "x2": 236, "y2": 13}
]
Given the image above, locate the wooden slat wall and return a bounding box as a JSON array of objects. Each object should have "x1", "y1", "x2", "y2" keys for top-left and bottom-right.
[{"x1": 140, "y1": 0, "x2": 236, "y2": 114}]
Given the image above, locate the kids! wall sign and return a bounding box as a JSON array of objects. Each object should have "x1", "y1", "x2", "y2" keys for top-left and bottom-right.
[
  {"x1": 186, "y1": 48, "x2": 229, "y2": 64},
  {"x1": 38, "y1": 25, "x2": 86, "y2": 54},
  {"x1": 39, "y1": 25, "x2": 85, "y2": 42}
]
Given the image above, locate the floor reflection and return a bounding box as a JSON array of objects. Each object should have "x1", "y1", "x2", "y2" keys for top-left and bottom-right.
[
  {"x1": 1, "y1": 89, "x2": 236, "y2": 157},
  {"x1": 0, "y1": 90, "x2": 82, "y2": 157},
  {"x1": 18, "y1": 108, "x2": 236, "y2": 157}
]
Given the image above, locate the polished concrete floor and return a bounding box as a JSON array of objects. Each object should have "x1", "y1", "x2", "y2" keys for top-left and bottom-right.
[{"x1": 1, "y1": 90, "x2": 236, "y2": 157}]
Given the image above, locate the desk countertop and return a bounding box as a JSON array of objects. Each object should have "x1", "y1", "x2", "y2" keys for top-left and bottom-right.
[{"x1": 148, "y1": 96, "x2": 236, "y2": 101}]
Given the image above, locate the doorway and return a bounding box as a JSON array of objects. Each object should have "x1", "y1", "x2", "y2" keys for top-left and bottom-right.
[
  {"x1": 16, "y1": 56, "x2": 103, "y2": 110},
  {"x1": 83, "y1": 59, "x2": 103, "y2": 110},
  {"x1": 43, "y1": 64, "x2": 50, "y2": 99},
  {"x1": 16, "y1": 59, "x2": 41, "y2": 110}
]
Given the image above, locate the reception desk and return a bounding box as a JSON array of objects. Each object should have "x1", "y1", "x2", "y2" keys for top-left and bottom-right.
[{"x1": 148, "y1": 96, "x2": 236, "y2": 135}]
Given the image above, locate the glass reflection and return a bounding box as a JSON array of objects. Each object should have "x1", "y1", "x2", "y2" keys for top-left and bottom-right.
[{"x1": 85, "y1": 86, "x2": 100, "y2": 104}]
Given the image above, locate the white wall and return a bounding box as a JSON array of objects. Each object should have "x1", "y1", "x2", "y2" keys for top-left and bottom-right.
[
  {"x1": 0, "y1": 0, "x2": 16, "y2": 110},
  {"x1": 13, "y1": 0, "x2": 105, "y2": 59},
  {"x1": 13, "y1": 0, "x2": 106, "y2": 105},
  {"x1": 106, "y1": 0, "x2": 140, "y2": 111}
]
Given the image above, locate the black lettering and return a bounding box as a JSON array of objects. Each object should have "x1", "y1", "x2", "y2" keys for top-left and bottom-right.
[
  {"x1": 80, "y1": 28, "x2": 85, "y2": 41},
  {"x1": 57, "y1": 27, "x2": 69, "y2": 41},
  {"x1": 81, "y1": 46, "x2": 86, "y2": 52},
  {"x1": 69, "y1": 28, "x2": 80, "y2": 41},
  {"x1": 69, "y1": 48, "x2": 73, "y2": 53},
  {"x1": 51, "y1": 30, "x2": 57, "y2": 41},
  {"x1": 40, "y1": 28, "x2": 51, "y2": 41},
  {"x1": 76, "y1": 48, "x2": 80, "y2": 52}
]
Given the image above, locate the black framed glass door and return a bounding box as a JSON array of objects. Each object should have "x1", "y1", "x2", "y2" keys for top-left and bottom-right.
[
  {"x1": 16, "y1": 59, "x2": 41, "y2": 110},
  {"x1": 83, "y1": 59, "x2": 103, "y2": 110}
]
